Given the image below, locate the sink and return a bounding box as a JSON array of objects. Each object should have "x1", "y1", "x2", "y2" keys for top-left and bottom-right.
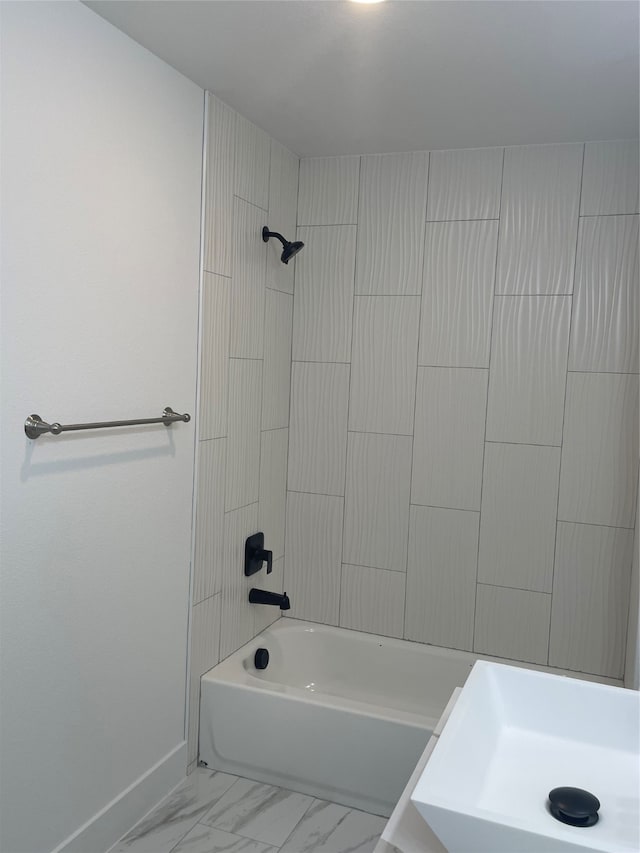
[{"x1": 411, "y1": 660, "x2": 639, "y2": 853}]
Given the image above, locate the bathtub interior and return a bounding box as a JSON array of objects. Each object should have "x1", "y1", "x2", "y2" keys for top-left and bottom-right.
[{"x1": 243, "y1": 620, "x2": 475, "y2": 720}]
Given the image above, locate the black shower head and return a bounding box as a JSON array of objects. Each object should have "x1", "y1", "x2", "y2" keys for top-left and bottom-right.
[
  {"x1": 262, "y1": 226, "x2": 305, "y2": 265},
  {"x1": 281, "y1": 240, "x2": 304, "y2": 264}
]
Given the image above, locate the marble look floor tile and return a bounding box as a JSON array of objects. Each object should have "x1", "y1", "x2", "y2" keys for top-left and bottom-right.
[
  {"x1": 111, "y1": 770, "x2": 239, "y2": 853},
  {"x1": 372, "y1": 842, "x2": 402, "y2": 853},
  {"x1": 201, "y1": 778, "x2": 314, "y2": 847},
  {"x1": 280, "y1": 800, "x2": 386, "y2": 853},
  {"x1": 173, "y1": 824, "x2": 278, "y2": 853}
]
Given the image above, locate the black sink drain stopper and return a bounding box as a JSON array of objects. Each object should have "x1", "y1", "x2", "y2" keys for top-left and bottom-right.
[{"x1": 548, "y1": 787, "x2": 600, "y2": 827}]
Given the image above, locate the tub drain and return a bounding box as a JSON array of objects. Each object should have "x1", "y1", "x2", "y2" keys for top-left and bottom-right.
[{"x1": 548, "y1": 787, "x2": 600, "y2": 827}]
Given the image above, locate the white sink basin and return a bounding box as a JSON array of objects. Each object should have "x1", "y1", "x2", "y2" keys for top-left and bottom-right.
[{"x1": 411, "y1": 660, "x2": 639, "y2": 853}]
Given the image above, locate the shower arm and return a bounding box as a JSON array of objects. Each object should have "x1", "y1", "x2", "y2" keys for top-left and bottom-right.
[{"x1": 262, "y1": 227, "x2": 287, "y2": 246}]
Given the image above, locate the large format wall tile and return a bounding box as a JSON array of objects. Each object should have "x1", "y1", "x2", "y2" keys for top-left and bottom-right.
[
  {"x1": 343, "y1": 433, "x2": 412, "y2": 572},
  {"x1": 427, "y1": 147, "x2": 503, "y2": 221},
  {"x1": 340, "y1": 564, "x2": 405, "y2": 638},
  {"x1": 412, "y1": 367, "x2": 488, "y2": 511},
  {"x1": 356, "y1": 152, "x2": 429, "y2": 295},
  {"x1": 282, "y1": 143, "x2": 636, "y2": 680},
  {"x1": 569, "y1": 215, "x2": 639, "y2": 373},
  {"x1": 478, "y1": 443, "x2": 561, "y2": 593},
  {"x1": 288, "y1": 362, "x2": 349, "y2": 496},
  {"x1": 558, "y1": 372, "x2": 638, "y2": 528},
  {"x1": 191, "y1": 593, "x2": 221, "y2": 685},
  {"x1": 285, "y1": 493, "x2": 344, "y2": 625},
  {"x1": 297, "y1": 156, "x2": 360, "y2": 225},
  {"x1": 497, "y1": 143, "x2": 583, "y2": 295},
  {"x1": 549, "y1": 522, "x2": 634, "y2": 678},
  {"x1": 486, "y1": 296, "x2": 571, "y2": 446},
  {"x1": 231, "y1": 198, "x2": 267, "y2": 359},
  {"x1": 234, "y1": 112, "x2": 270, "y2": 210},
  {"x1": 292, "y1": 225, "x2": 356, "y2": 363},
  {"x1": 419, "y1": 220, "x2": 498, "y2": 368},
  {"x1": 405, "y1": 506, "x2": 479, "y2": 651},
  {"x1": 188, "y1": 592, "x2": 221, "y2": 764},
  {"x1": 258, "y1": 428, "x2": 288, "y2": 561},
  {"x1": 204, "y1": 95, "x2": 235, "y2": 277},
  {"x1": 194, "y1": 438, "x2": 226, "y2": 604},
  {"x1": 474, "y1": 585, "x2": 551, "y2": 665},
  {"x1": 349, "y1": 295, "x2": 420, "y2": 434},
  {"x1": 261, "y1": 288, "x2": 293, "y2": 430},
  {"x1": 199, "y1": 273, "x2": 230, "y2": 440},
  {"x1": 581, "y1": 139, "x2": 639, "y2": 216},
  {"x1": 267, "y1": 140, "x2": 299, "y2": 294},
  {"x1": 225, "y1": 359, "x2": 262, "y2": 512},
  {"x1": 220, "y1": 503, "x2": 259, "y2": 660}
]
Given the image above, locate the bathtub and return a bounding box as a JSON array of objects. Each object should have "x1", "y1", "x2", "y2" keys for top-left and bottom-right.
[
  {"x1": 199, "y1": 619, "x2": 475, "y2": 816},
  {"x1": 199, "y1": 620, "x2": 621, "y2": 818}
]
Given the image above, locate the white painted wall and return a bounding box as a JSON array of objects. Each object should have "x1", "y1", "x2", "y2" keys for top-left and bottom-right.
[{"x1": 0, "y1": 3, "x2": 203, "y2": 851}]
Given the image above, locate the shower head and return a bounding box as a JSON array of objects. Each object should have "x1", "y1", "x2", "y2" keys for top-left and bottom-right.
[{"x1": 262, "y1": 226, "x2": 304, "y2": 265}]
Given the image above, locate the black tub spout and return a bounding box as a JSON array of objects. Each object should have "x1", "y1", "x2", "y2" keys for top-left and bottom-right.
[{"x1": 248, "y1": 589, "x2": 291, "y2": 610}]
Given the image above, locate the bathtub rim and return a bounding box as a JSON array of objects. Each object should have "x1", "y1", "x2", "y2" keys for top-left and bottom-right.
[{"x1": 201, "y1": 618, "x2": 621, "y2": 732}]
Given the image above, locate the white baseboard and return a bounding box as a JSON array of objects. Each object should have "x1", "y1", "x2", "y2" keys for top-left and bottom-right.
[{"x1": 52, "y1": 741, "x2": 187, "y2": 853}]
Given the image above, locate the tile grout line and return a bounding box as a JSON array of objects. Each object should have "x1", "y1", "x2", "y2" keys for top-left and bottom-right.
[
  {"x1": 403, "y1": 152, "x2": 431, "y2": 640},
  {"x1": 297, "y1": 221, "x2": 359, "y2": 227},
  {"x1": 337, "y1": 155, "x2": 361, "y2": 629},
  {"x1": 214, "y1": 115, "x2": 237, "y2": 730},
  {"x1": 547, "y1": 142, "x2": 585, "y2": 666},
  {"x1": 556, "y1": 518, "x2": 636, "y2": 531},
  {"x1": 472, "y1": 145, "x2": 505, "y2": 652},
  {"x1": 281, "y1": 154, "x2": 302, "y2": 610},
  {"x1": 579, "y1": 212, "x2": 639, "y2": 218},
  {"x1": 425, "y1": 217, "x2": 500, "y2": 223},
  {"x1": 477, "y1": 581, "x2": 552, "y2": 595},
  {"x1": 276, "y1": 796, "x2": 324, "y2": 850},
  {"x1": 251, "y1": 139, "x2": 274, "y2": 640},
  {"x1": 185, "y1": 90, "x2": 211, "y2": 761},
  {"x1": 485, "y1": 439, "x2": 561, "y2": 448}
]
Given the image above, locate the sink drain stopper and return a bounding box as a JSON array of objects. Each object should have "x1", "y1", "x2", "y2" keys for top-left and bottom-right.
[{"x1": 548, "y1": 787, "x2": 600, "y2": 827}]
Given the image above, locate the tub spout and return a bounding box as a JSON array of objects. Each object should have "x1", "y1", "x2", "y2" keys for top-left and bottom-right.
[{"x1": 249, "y1": 588, "x2": 291, "y2": 610}]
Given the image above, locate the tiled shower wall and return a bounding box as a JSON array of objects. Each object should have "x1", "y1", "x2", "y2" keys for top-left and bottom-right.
[
  {"x1": 188, "y1": 95, "x2": 298, "y2": 767},
  {"x1": 285, "y1": 140, "x2": 639, "y2": 681}
]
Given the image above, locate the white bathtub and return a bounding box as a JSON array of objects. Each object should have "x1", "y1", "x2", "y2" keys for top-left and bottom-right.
[
  {"x1": 200, "y1": 619, "x2": 621, "y2": 818},
  {"x1": 199, "y1": 619, "x2": 474, "y2": 816}
]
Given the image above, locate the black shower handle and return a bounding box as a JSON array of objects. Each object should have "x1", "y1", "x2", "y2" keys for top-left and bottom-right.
[
  {"x1": 244, "y1": 533, "x2": 272, "y2": 576},
  {"x1": 257, "y1": 548, "x2": 273, "y2": 574}
]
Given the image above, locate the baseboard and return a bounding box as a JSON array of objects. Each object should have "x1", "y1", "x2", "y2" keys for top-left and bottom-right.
[{"x1": 52, "y1": 741, "x2": 187, "y2": 853}]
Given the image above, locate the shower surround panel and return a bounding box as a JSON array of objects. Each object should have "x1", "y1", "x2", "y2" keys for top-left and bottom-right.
[{"x1": 285, "y1": 140, "x2": 639, "y2": 680}]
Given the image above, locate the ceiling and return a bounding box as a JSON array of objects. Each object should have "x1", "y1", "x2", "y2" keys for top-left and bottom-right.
[{"x1": 85, "y1": 0, "x2": 639, "y2": 157}]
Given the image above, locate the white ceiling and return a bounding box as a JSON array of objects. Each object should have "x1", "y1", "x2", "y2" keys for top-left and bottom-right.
[{"x1": 86, "y1": 0, "x2": 639, "y2": 157}]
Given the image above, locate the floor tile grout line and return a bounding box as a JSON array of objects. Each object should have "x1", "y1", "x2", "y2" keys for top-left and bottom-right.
[{"x1": 277, "y1": 796, "x2": 323, "y2": 849}]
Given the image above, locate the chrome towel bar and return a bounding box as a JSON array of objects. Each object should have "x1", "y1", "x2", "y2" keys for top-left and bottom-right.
[{"x1": 24, "y1": 407, "x2": 190, "y2": 440}]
